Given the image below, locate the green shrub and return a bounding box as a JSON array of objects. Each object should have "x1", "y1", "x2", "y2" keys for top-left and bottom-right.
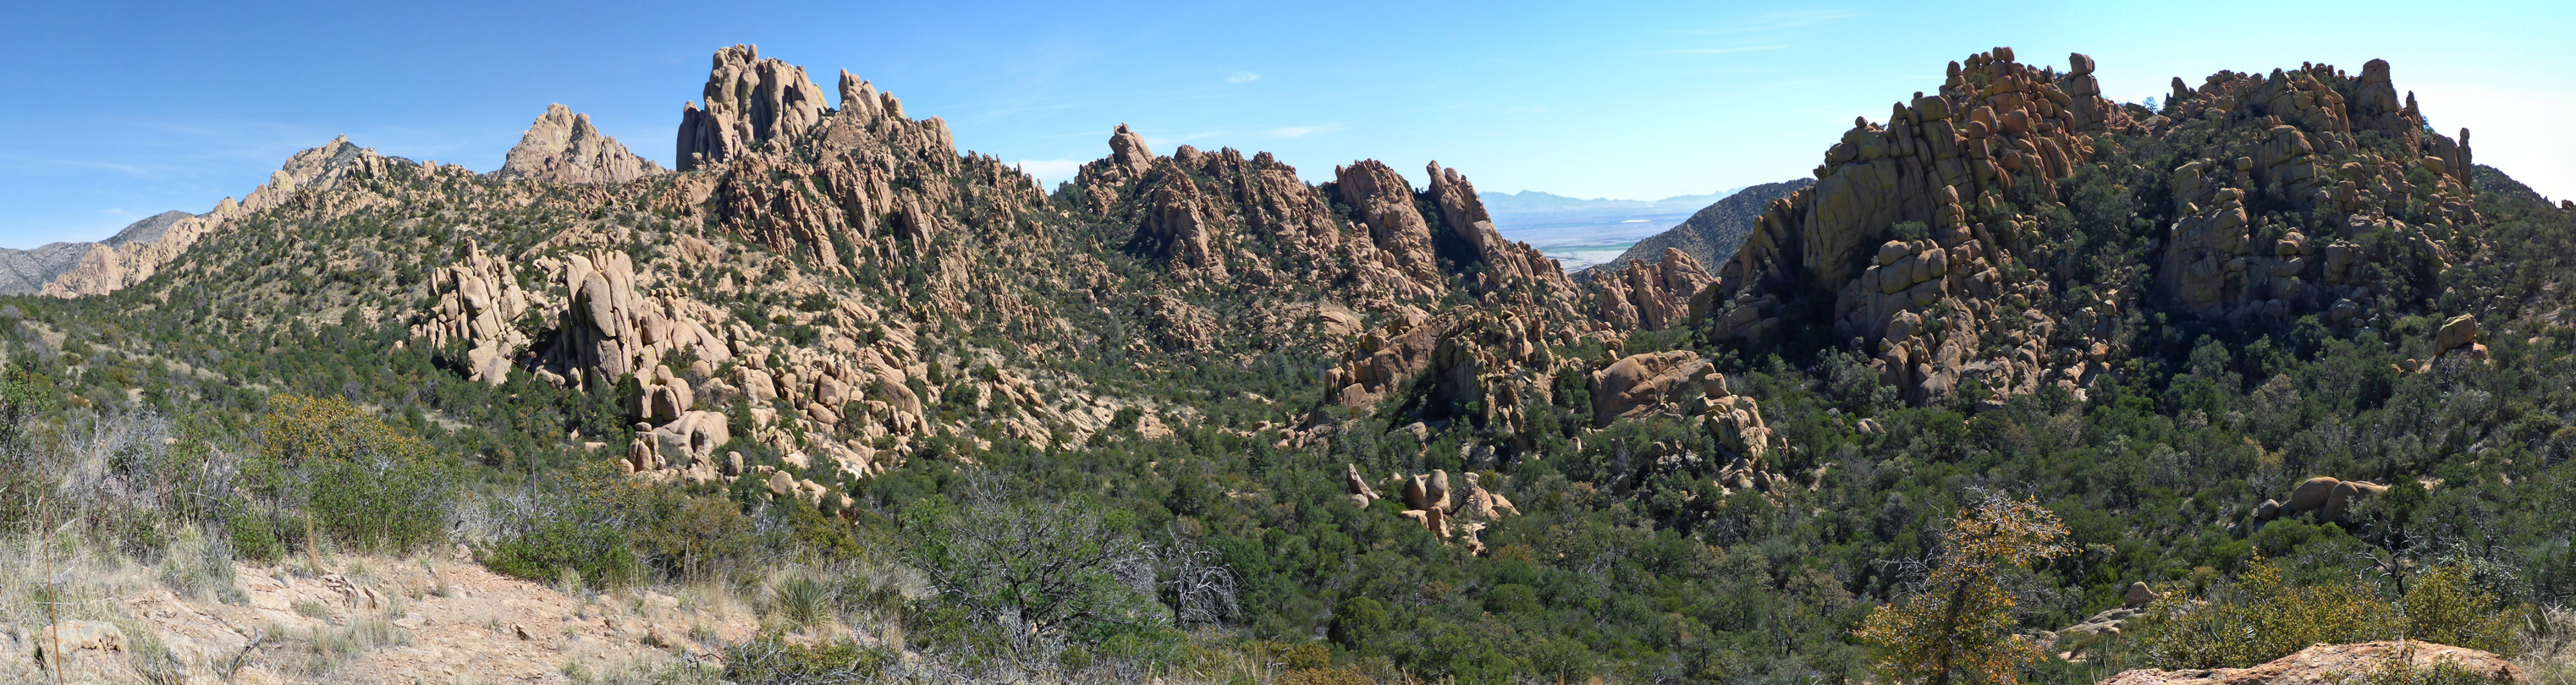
[
  {"x1": 248, "y1": 394, "x2": 460, "y2": 554},
  {"x1": 2140, "y1": 561, "x2": 2518, "y2": 670},
  {"x1": 722, "y1": 633, "x2": 896, "y2": 685},
  {"x1": 481, "y1": 517, "x2": 641, "y2": 589}
]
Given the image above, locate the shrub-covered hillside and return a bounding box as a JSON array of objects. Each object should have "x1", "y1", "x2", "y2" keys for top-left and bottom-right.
[{"x1": 3, "y1": 45, "x2": 2576, "y2": 685}]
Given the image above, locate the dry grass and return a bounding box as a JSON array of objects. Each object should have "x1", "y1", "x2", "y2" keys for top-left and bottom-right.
[{"x1": 2523, "y1": 605, "x2": 2576, "y2": 685}]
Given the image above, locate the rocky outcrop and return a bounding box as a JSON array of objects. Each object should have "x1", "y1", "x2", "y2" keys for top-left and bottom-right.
[
  {"x1": 1377, "y1": 468, "x2": 1519, "y2": 552},
  {"x1": 1423, "y1": 162, "x2": 1582, "y2": 304},
  {"x1": 1692, "y1": 50, "x2": 2477, "y2": 409},
  {"x1": 1333, "y1": 160, "x2": 1444, "y2": 293},
  {"x1": 676, "y1": 44, "x2": 831, "y2": 170},
  {"x1": 410, "y1": 239, "x2": 533, "y2": 385},
  {"x1": 1603, "y1": 179, "x2": 1813, "y2": 271},
  {"x1": 1324, "y1": 307, "x2": 1565, "y2": 440},
  {"x1": 502, "y1": 104, "x2": 663, "y2": 184},
  {"x1": 1593, "y1": 248, "x2": 1713, "y2": 331},
  {"x1": 1695, "y1": 48, "x2": 2110, "y2": 407},
  {"x1": 2151, "y1": 60, "x2": 2477, "y2": 322},
  {"x1": 1591, "y1": 350, "x2": 1709, "y2": 426},
  {"x1": 534, "y1": 249, "x2": 732, "y2": 388},
  {"x1": 2099, "y1": 641, "x2": 2524, "y2": 685}
]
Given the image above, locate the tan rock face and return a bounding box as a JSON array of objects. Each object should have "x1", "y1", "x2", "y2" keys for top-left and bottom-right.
[
  {"x1": 1335, "y1": 160, "x2": 1443, "y2": 291},
  {"x1": 677, "y1": 44, "x2": 831, "y2": 170},
  {"x1": 2099, "y1": 641, "x2": 2524, "y2": 685},
  {"x1": 504, "y1": 103, "x2": 663, "y2": 184},
  {"x1": 2259, "y1": 475, "x2": 2391, "y2": 523}
]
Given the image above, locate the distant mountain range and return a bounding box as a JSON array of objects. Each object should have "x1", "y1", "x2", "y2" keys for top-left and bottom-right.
[
  {"x1": 1478, "y1": 188, "x2": 1748, "y2": 271},
  {"x1": 1600, "y1": 178, "x2": 1814, "y2": 271},
  {"x1": 0, "y1": 210, "x2": 191, "y2": 295},
  {"x1": 1478, "y1": 188, "x2": 1744, "y2": 218}
]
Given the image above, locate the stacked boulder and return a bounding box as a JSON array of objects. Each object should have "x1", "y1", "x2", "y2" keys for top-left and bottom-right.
[
  {"x1": 412, "y1": 239, "x2": 532, "y2": 385},
  {"x1": 1347, "y1": 468, "x2": 1518, "y2": 553},
  {"x1": 1695, "y1": 372, "x2": 1790, "y2": 495},
  {"x1": 1589, "y1": 350, "x2": 1709, "y2": 426}
]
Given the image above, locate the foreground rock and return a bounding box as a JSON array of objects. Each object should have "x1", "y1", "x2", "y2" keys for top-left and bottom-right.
[{"x1": 2097, "y1": 641, "x2": 2524, "y2": 685}]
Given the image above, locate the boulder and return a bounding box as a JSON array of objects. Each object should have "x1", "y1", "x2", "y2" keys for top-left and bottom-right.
[
  {"x1": 1590, "y1": 351, "x2": 1709, "y2": 425},
  {"x1": 2124, "y1": 581, "x2": 2159, "y2": 609},
  {"x1": 42, "y1": 620, "x2": 127, "y2": 653},
  {"x1": 2320, "y1": 480, "x2": 2387, "y2": 522},
  {"x1": 2434, "y1": 314, "x2": 2479, "y2": 354},
  {"x1": 2284, "y1": 476, "x2": 2340, "y2": 514}
]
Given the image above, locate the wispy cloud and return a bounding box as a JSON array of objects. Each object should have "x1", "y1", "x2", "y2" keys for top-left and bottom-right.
[
  {"x1": 1225, "y1": 72, "x2": 1260, "y2": 84},
  {"x1": 1663, "y1": 45, "x2": 1791, "y2": 55},
  {"x1": 1263, "y1": 124, "x2": 1342, "y2": 139}
]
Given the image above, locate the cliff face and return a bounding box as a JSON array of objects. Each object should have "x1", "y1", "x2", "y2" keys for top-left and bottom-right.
[{"x1": 1690, "y1": 49, "x2": 2478, "y2": 408}]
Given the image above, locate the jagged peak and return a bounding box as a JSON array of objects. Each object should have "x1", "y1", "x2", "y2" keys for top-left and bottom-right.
[
  {"x1": 503, "y1": 103, "x2": 663, "y2": 184},
  {"x1": 677, "y1": 44, "x2": 830, "y2": 170}
]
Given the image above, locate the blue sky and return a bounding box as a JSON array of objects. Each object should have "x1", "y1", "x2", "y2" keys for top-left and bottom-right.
[{"x1": 3, "y1": 0, "x2": 2568, "y2": 248}]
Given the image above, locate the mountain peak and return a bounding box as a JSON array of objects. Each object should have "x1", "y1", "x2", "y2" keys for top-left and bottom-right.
[
  {"x1": 502, "y1": 103, "x2": 662, "y2": 184},
  {"x1": 676, "y1": 44, "x2": 830, "y2": 170}
]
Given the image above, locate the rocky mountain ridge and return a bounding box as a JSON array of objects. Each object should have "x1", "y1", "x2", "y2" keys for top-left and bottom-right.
[{"x1": 1599, "y1": 178, "x2": 1814, "y2": 272}]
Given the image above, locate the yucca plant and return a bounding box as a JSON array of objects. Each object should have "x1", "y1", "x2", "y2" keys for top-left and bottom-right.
[{"x1": 771, "y1": 575, "x2": 834, "y2": 628}]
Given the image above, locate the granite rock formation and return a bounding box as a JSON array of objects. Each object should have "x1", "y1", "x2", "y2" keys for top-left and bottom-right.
[
  {"x1": 1692, "y1": 49, "x2": 2476, "y2": 408},
  {"x1": 503, "y1": 104, "x2": 663, "y2": 184},
  {"x1": 676, "y1": 44, "x2": 832, "y2": 170},
  {"x1": 2100, "y1": 641, "x2": 2524, "y2": 685},
  {"x1": 1593, "y1": 248, "x2": 1713, "y2": 331}
]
